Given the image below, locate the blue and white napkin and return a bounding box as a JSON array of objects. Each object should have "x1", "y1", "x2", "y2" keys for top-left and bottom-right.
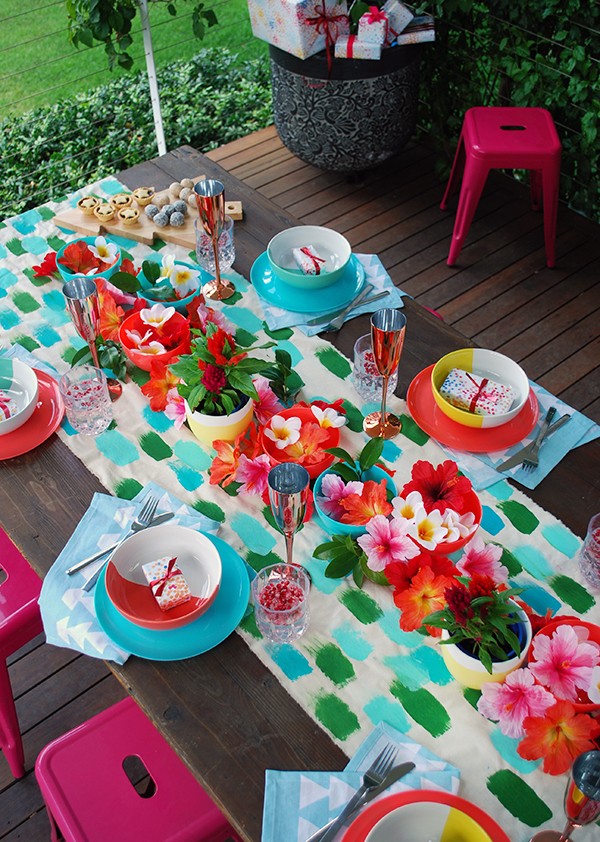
[
  {"x1": 0, "y1": 342, "x2": 62, "y2": 379},
  {"x1": 39, "y1": 482, "x2": 220, "y2": 664},
  {"x1": 261, "y1": 722, "x2": 460, "y2": 842},
  {"x1": 257, "y1": 254, "x2": 408, "y2": 336},
  {"x1": 439, "y1": 381, "x2": 600, "y2": 491}
]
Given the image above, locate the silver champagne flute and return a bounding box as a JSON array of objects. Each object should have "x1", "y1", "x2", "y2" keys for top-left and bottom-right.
[
  {"x1": 63, "y1": 277, "x2": 122, "y2": 400},
  {"x1": 363, "y1": 308, "x2": 406, "y2": 439},
  {"x1": 529, "y1": 751, "x2": 600, "y2": 842},
  {"x1": 268, "y1": 463, "x2": 310, "y2": 573},
  {"x1": 194, "y1": 179, "x2": 235, "y2": 300}
]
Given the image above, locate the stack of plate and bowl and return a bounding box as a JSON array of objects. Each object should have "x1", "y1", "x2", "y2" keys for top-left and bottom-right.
[
  {"x1": 406, "y1": 348, "x2": 537, "y2": 452},
  {"x1": 0, "y1": 358, "x2": 64, "y2": 460},
  {"x1": 251, "y1": 226, "x2": 366, "y2": 314},
  {"x1": 93, "y1": 524, "x2": 250, "y2": 661}
]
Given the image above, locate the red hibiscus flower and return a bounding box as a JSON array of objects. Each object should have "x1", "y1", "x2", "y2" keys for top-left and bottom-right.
[
  {"x1": 401, "y1": 460, "x2": 473, "y2": 513},
  {"x1": 32, "y1": 251, "x2": 59, "y2": 279},
  {"x1": 518, "y1": 700, "x2": 600, "y2": 775}
]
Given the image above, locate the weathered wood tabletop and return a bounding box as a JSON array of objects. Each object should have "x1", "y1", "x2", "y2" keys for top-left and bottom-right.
[{"x1": 1, "y1": 146, "x2": 598, "y2": 841}]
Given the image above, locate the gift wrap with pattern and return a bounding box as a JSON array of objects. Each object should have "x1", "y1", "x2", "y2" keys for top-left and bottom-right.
[
  {"x1": 248, "y1": 0, "x2": 349, "y2": 59},
  {"x1": 1, "y1": 177, "x2": 599, "y2": 841}
]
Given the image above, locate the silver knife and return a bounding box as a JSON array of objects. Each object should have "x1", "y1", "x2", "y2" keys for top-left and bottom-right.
[
  {"x1": 66, "y1": 511, "x2": 175, "y2": 575},
  {"x1": 304, "y1": 761, "x2": 415, "y2": 842},
  {"x1": 497, "y1": 414, "x2": 572, "y2": 472},
  {"x1": 305, "y1": 285, "x2": 377, "y2": 326}
]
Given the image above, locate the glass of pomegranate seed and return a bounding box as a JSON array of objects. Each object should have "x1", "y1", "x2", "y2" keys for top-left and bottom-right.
[
  {"x1": 579, "y1": 514, "x2": 600, "y2": 589},
  {"x1": 352, "y1": 333, "x2": 398, "y2": 402},
  {"x1": 252, "y1": 563, "x2": 310, "y2": 643}
]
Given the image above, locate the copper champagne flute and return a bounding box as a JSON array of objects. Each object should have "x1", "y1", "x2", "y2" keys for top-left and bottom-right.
[
  {"x1": 193, "y1": 179, "x2": 235, "y2": 300},
  {"x1": 63, "y1": 278, "x2": 122, "y2": 400},
  {"x1": 363, "y1": 308, "x2": 406, "y2": 439},
  {"x1": 529, "y1": 751, "x2": 600, "y2": 842}
]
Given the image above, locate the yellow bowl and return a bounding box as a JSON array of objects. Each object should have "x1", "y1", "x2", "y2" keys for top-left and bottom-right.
[{"x1": 431, "y1": 348, "x2": 529, "y2": 429}]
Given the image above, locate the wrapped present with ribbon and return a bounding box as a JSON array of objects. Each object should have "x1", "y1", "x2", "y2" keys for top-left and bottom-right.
[
  {"x1": 142, "y1": 556, "x2": 192, "y2": 611},
  {"x1": 292, "y1": 245, "x2": 326, "y2": 275},
  {"x1": 248, "y1": 0, "x2": 349, "y2": 61},
  {"x1": 334, "y1": 34, "x2": 382, "y2": 59},
  {"x1": 382, "y1": 0, "x2": 413, "y2": 44},
  {"x1": 394, "y1": 14, "x2": 436, "y2": 44},
  {"x1": 357, "y1": 5, "x2": 388, "y2": 44},
  {"x1": 439, "y1": 368, "x2": 516, "y2": 417},
  {"x1": 0, "y1": 391, "x2": 18, "y2": 420}
]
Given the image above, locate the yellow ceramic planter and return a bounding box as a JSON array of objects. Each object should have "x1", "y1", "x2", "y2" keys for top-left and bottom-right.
[{"x1": 186, "y1": 398, "x2": 254, "y2": 447}]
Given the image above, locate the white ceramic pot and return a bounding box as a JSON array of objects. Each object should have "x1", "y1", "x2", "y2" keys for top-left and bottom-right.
[
  {"x1": 185, "y1": 396, "x2": 253, "y2": 447},
  {"x1": 440, "y1": 602, "x2": 532, "y2": 690}
]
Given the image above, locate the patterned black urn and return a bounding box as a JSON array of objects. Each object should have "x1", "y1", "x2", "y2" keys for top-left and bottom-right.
[{"x1": 269, "y1": 44, "x2": 422, "y2": 173}]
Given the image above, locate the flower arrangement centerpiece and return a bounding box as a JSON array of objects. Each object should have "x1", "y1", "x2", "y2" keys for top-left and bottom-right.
[{"x1": 118, "y1": 302, "x2": 191, "y2": 372}]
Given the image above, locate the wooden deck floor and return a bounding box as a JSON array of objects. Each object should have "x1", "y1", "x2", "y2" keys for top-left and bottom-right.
[{"x1": 2, "y1": 128, "x2": 599, "y2": 840}]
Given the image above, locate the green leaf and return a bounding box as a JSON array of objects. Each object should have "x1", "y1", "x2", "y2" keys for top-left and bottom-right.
[
  {"x1": 109, "y1": 270, "x2": 141, "y2": 293},
  {"x1": 359, "y1": 437, "x2": 384, "y2": 472},
  {"x1": 353, "y1": 565, "x2": 365, "y2": 588},
  {"x1": 78, "y1": 27, "x2": 94, "y2": 47},
  {"x1": 325, "y1": 554, "x2": 358, "y2": 578},
  {"x1": 142, "y1": 260, "x2": 161, "y2": 284},
  {"x1": 326, "y1": 446, "x2": 355, "y2": 464},
  {"x1": 360, "y1": 557, "x2": 389, "y2": 586},
  {"x1": 328, "y1": 462, "x2": 360, "y2": 483},
  {"x1": 117, "y1": 52, "x2": 134, "y2": 70},
  {"x1": 71, "y1": 345, "x2": 92, "y2": 366}
]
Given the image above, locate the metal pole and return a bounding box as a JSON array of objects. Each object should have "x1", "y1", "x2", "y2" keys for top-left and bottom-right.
[{"x1": 138, "y1": 0, "x2": 167, "y2": 156}]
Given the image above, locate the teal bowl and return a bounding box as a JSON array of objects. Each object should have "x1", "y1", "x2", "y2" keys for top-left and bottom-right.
[
  {"x1": 137, "y1": 259, "x2": 210, "y2": 314},
  {"x1": 56, "y1": 236, "x2": 121, "y2": 282},
  {"x1": 313, "y1": 465, "x2": 396, "y2": 538}
]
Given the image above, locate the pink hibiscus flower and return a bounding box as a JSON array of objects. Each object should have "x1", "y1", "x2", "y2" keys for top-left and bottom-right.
[
  {"x1": 163, "y1": 388, "x2": 186, "y2": 430},
  {"x1": 235, "y1": 453, "x2": 272, "y2": 497},
  {"x1": 252, "y1": 375, "x2": 284, "y2": 425},
  {"x1": 456, "y1": 535, "x2": 508, "y2": 584},
  {"x1": 477, "y1": 668, "x2": 555, "y2": 738},
  {"x1": 529, "y1": 624, "x2": 600, "y2": 701},
  {"x1": 317, "y1": 473, "x2": 364, "y2": 520},
  {"x1": 357, "y1": 515, "x2": 420, "y2": 572}
]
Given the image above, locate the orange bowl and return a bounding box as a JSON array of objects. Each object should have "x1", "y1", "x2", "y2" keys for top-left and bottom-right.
[
  {"x1": 118, "y1": 310, "x2": 190, "y2": 372},
  {"x1": 430, "y1": 488, "x2": 483, "y2": 555},
  {"x1": 260, "y1": 405, "x2": 340, "y2": 480}
]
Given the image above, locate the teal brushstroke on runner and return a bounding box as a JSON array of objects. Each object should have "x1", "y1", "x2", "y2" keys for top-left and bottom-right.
[
  {"x1": 364, "y1": 696, "x2": 410, "y2": 733},
  {"x1": 224, "y1": 306, "x2": 263, "y2": 334},
  {"x1": 513, "y1": 545, "x2": 554, "y2": 579},
  {"x1": 490, "y1": 730, "x2": 540, "y2": 774},
  {"x1": 0, "y1": 268, "x2": 18, "y2": 290},
  {"x1": 377, "y1": 609, "x2": 422, "y2": 646},
  {"x1": 383, "y1": 653, "x2": 429, "y2": 691},
  {"x1": 42, "y1": 290, "x2": 69, "y2": 311},
  {"x1": 11, "y1": 209, "x2": 42, "y2": 235},
  {"x1": 173, "y1": 440, "x2": 213, "y2": 472},
  {"x1": 41, "y1": 307, "x2": 71, "y2": 328},
  {"x1": 0, "y1": 309, "x2": 21, "y2": 330},
  {"x1": 517, "y1": 582, "x2": 561, "y2": 617},
  {"x1": 332, "y1": 623, "x2": 373, "y2": 661},
  {"x1": 142, "y1": 405, "x2": 173, "y2": 433},
  {"x1": 382, "y1": 440, "x2": 402, "y2": 462},
  {"x1": 277, "y1": 339, "x2": 303, "y2": 367},
  {"x1": 269, "y1": 644, "x2": 312, "y2": 681},
  {"x1": 33, "y1": 324, "x2": 61, "y2": 346},
  {"x1": 480, "y1": 505, "x2": 505, "y2": 536},
  {"x1": 21, "y1": 235, "x2": 49, "y2": 255},
  {"x1": 96, "y1": 430, "x2": 140, "y2": 466},
  {"x1": 412, "y1": 645, "x2": 453, "y2": 685},
  {"x1": 230, "y1": 513, "x2": 277, "y2": 555},
  {"x1": 167, "y1": 461, "x2": 204, "y2": 492},
  {"x1": 541, "y1": 523, "x2": 580, "y2": 558},
  {"x1": 485, "y1": 480, "x2": 514, "y2": 501}
]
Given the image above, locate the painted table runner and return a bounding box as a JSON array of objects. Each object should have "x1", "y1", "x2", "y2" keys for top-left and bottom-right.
[{"x1": 1, "y1": 178, "x2": 599, "y2": 841}]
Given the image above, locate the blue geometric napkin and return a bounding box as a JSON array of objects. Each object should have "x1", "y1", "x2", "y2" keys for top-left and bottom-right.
[
  {"x1": 39, "y1": 482, "x2": 220, "y2": 664},
  {"x1": 261, "y1": 722, "x2": 460, "y2": 842},
  {"x1": 439, "y1": 380, "x2": 600, "y2": 491},
  {"x1": 256, "y1": 254, "x2": 408, "y2": 336}
]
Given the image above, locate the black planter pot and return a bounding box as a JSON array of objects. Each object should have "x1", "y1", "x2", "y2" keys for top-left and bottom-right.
[{"x1": 269, "y1": 44, "x2": 422, "y2": 173}]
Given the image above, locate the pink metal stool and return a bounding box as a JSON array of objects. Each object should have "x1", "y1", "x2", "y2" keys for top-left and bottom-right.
[
  {"x1": 0, "y1": 528, "x2": 43, "y2": 778},
  {"x1": 35, "y1": 697, "x2": 241, "y2": 842},
  {"x1": 441, "y1": 106, "x2": 561, "y2": 267}
]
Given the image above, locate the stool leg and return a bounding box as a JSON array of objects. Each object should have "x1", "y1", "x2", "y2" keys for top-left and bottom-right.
[
  {"x1": 542, "y1": 159, "x2": 560, "y2": 268},
  {"x1": 0, "y1": 658, "x2": 25, "y2": 778},
  {"x1": 530, "y1": 170, "x2": 543, "y2": 211},
  {"x1": 447, "y1": 158, "x2": 489, "y2": 266},
  {"x1": 440, "y1": 135, "x2": 465, "y2": 210}
]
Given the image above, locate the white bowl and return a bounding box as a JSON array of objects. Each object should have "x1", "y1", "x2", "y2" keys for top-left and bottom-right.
[
  {"x1": 267, "y1": 225, "x2": 351, "y2": 289},
  {"x1": 431, "y1": 348, "x2": 529, "y2": 429},
  {"x1": 0, "y1": 359, "x2": 39, "y2": 436}
]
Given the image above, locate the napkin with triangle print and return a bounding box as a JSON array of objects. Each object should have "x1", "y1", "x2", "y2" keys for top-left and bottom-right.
[{"x1": 261, "y1": 722, "x2": 460, "y2": 842}]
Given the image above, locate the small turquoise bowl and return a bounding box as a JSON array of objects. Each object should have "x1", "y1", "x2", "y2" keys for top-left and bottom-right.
[
  {"x1": 56, "y1": 236, "x2": 121, "y2": 282},
  {"x1": 137, "y1": 259, "x2": 210, "y2": 314},
  {"x1": 313, "y1": 464, "x2": 396, "y2": 538}
]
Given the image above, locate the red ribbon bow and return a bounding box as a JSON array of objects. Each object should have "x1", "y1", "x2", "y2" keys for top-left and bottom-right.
[
  {"x1": 150, "y1": 557, "x2": 182, "y2": 597},
  {"x1": 365, "y1": 5, "x2": 387, "y2": 23},
  {"x1": 300, "y1": 246, "x2": 327, "y2": 275},
  {"x1": 305, "y1": 2, "x2": 349, "y2": 74},
  {"x1": 465, "y1": 373, "x2": 499, "y2": 413}
]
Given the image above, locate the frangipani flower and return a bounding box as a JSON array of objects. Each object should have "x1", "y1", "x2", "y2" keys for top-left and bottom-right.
[
  {"x1": 264, "y1": 414, "x2": 302, "y2": 449},
  {"x1": 135, "y1": 340, "x2": 167, "y2": 356},
  {"x1": 311, "y1": 405, "x2": 346, "y2": 429},
  {"x1": 529, "y1": 624, "x2": 600, "y2": 701},
  {"x1": 89, "y1": 235, "x2": 118, "y2": 265},
  {"x1": 477, "y1": 668, "x2": 555, "y2": 738},
  {"x1": 317, "y1": 473, "x2": 364, "y2": 520},
  {"x1": 407, "y1": 505, "x2": 447, "y2": 549},
  {"x1": 252, "y1": 375, "x2": 283, "y2": 425},
  {"x1": 125, "y1": 328, "x2": 154, "y2": 348},
  {"x1": 442, "y1": 509, "x2": 477, "y2": 544},
  {"x1": 170, "y1": 264, "x2": 200, "y2": 298},
  {"x1": 518, "y1": 700, "x2": 600, "y2": 775},
  {"x1": 391, "y1": 491, "x2": 423, "y2": 522},
  {"x1": 164, "y1": 388, "x2": 186, "y2": 430},
  {"x1": 140, "y1": 302, "x2": 176, "y2": 329},
  {"x1": 456, "y1": 535, "x2": 508, "y2": 583},
  {"x1": 357, "y1": 515, "x2": 420, "y2": 572},
  {"x1": 159, "y1": 254, "x2": 176, "y2": 279},
  {"x1": 235, "y1": 453, "x2": 271, "y2": 497}
]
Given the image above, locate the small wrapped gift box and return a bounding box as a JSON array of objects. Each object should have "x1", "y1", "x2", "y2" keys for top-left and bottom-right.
[
  {"x1": 292, "y1": 245, "x2": 326, "y2": 275},
  {"x1": 357, "y1": 5, "x2": 388, "y2": 44},
  {"x1": 0, "y1": 392, "x2": 18, "y2": 420},
  {"x1": 394, "y1": 14, "x2": 435, "y2": 44},
  {"x1": 248, "y1": 0, "x2": 350, "y2": 60},
  {"x1": 382, "y1": 0, "x2": 413, "y2": 43},
  {"x1": 142, "y1": 556, "x2": 192, "y2": 612},
  {"x1": 439, "y1": 368, "x2": 515, "y2": 416},
  {"x1": 334, "y1": 35, "x2": 382, "y2": 60}
]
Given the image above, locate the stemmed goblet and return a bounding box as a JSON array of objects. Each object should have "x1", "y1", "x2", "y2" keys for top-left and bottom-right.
[
  {"x1": 268, "y1": 463, "x2": 310, "y2": 573},
  {"x1": 63, "y1": 277, "x2": 122, "y2": 400},
  {"x1": 193, "y1": 179, "x2": 235, "y2": 301},
  {"x1": 529, "y1": 751, "x2": 600, "y2": 842},
  {"x1": 363, "y1": 308, "x2": 406, "y2": 439}
]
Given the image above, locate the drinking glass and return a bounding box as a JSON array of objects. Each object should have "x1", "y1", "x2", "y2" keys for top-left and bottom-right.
[
  {"x1": 194, "y1": 215, "x2": 235, "y2": 275},
  {"x1": 363, "y1": 308, "x2": 406, "y2": 439},
  {"x1": 252, "y1": 563, "x2": 310, "y2": 643},
  {"x1": 578, "y1": 514, "x2": 600, "y2": 589},
  {"x1": 352, "y1": 333, "x2": 398, "y2": 402},
  {"x1": 193, "y1": 179, "x2": 235, "y2": 300},
  {"x1": 529, "y1": 751, "x2": 600, "y2": 842},
  {"x1": 268, "y1": 463, "x2": 310, "y2": 572},
  {"x1": 58, "y1": 365, "x2": 113, "y2": 435}
]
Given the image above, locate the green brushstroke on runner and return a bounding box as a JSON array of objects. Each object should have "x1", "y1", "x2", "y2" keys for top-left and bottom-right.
[
  {"x1": 487, "y1": 770, "x2": 552, "y2": 826},
  {"x1": 139, "y1": 431, "x2": 173, "y2": 461},
  {"x1": 221, "y1": 481, "x2": 242, "y2": 497},
  {"x1": 399, "y1": 414, "x2": 429, "y2": 445},
  {"x1": 498, "y1": 500, "x2": 539, "y2": 534},
  {"x1": 551, "y1": 574, "x2": 596, "y2": 613},
  {"x1": 341, "y1": 399, "x2": 365, "y2": 432},
  {"x1": 240, "y1": 610, "x2": 261, "y2": 638},
  {"x1": 23, "y1": 267, "x2": 53, "y2": 287},
  {"x1": 389, "y1": 681, "x2": 450, "y2": 737},
  {"x1": 263, "y1": 324, "x2": 293, "y2": 340},
  {"x1": 114, "y1": 478, "x2": 144, "y2": 499},
  {"x1": 314, "y1": 693, "x2": 360, "y2": 740},
  {"x1": 5, "y1": 238, "x2": 25, "y2": 256},
  {"x1": 262, "y1": 505, "x2": 277, "y2": 531},
  {"x1": 234, "y1": 327, "x2": 257, "y2": 346},
  {"x1": 315, "y1": 347, "x2": 352, "y2": 379},
  {"x1": 463, "y1": 687, "x2": 481, "y2": 710},
  {"x1": 192, "y1": 499, "x2": 225, "y2": 523},
  {"x1": 12, "y1": 291, "x2": 40, "y2": 313},
  {"x1": 47, "y1": 235, "x2": 66, "y2": 251},
  {"x1": 500, "y1": 546, "x2": 523, "y2": 576},
  {"x1": 129, "y1": 368, "x2": 150, "y2": 388},
  {"x1": 38, "y1": 207, "x2": 55, "y2": 221},
  {"x1": 245, "y1": 550, "x2": 285, "y2": 573},
  {"x1": 14, "y1": 335, "x2": 40, "y2": 352},
  {"x1": 312, "y1": 642, "x2": 356, "y2": 687},
  {"x1": 339, "y1": 588, "x2": 384, "y2": 624}
]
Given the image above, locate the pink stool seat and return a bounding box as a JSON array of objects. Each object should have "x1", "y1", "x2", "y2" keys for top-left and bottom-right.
[
  {"x1": 35, "y1": 697, "x2": 241, "y2": 842},
  {"x1": 441, "y1": 107, "x2": 561, "y2": 268},
  {"x1": 0, "y1": 528, "x2": 43, "y2": 778}
]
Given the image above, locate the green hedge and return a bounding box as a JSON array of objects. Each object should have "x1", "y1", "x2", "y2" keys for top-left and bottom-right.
[{"x1": 0, "y1": 48, "x2": 272, "y2": 219}]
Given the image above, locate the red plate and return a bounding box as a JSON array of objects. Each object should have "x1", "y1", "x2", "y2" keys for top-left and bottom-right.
[
  {"x1": 0, "y1": 370, "x2": 64, "y2": 460},
  {"x1": 406, "y1": 365, "x2": 539, "y2": 453}
]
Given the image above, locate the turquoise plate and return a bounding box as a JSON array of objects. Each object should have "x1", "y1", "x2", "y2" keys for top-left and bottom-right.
[
  {"x1": 250, "y1": 251, "x2": 365, "y2": 314},
  {"x1": 94, "y1": 534, "x2": 250, "y2": 660}
]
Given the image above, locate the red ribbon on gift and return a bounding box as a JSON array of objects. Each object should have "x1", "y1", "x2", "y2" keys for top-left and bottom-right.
[
  {"x1": 465, "y1": 372, "x2": 499, "y2": 413},
  {"x1": 0, "y1": 394, "x2": 12, "y2": 420},
  {"x1": 150, "y1": 557, "x2": 183, "y2": 597},
  {"x1": 365, "y1": 5, "x2": 387, "y2": 23},
  {"x1": 306, "y1": 1, "x2": 349, "y2": 74},
  {"x1": 300, "y1": 246, "x2": 326, "y2": 274},
  {"x1": 346, "y1": 34, "x2": 356, "y2": 58}
]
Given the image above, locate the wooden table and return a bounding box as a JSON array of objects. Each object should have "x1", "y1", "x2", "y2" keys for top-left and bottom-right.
[{"x1": 1, "y1": 146, "x2": 599, "y2": 841}]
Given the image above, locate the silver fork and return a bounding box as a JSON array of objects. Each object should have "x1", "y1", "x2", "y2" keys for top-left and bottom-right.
[
  {"x1": 522, "y1": 406, "x2": 557, "y2": 471},
  {"x1": 80, "y1": 495, "x2": 159, "y2": 591},
  {"x1": 314, "y1": 744, "x2": 398, "y2": 842}
]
